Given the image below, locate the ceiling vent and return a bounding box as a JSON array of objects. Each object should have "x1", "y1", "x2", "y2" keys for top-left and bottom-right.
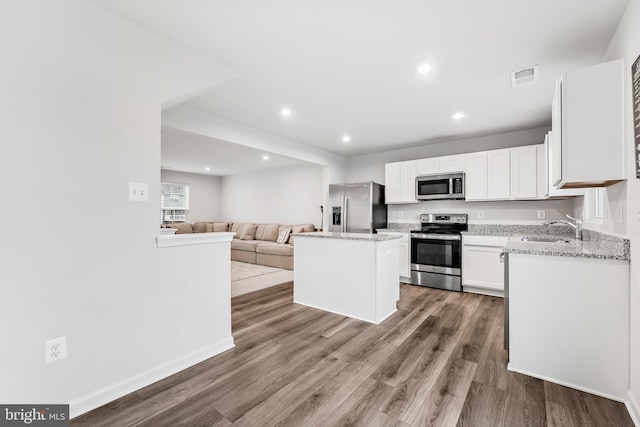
[{"x1": 511, "y1": 65, "x2": 539, "y2": 87}]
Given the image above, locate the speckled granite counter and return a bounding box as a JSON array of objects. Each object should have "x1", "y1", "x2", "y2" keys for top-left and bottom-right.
[
  {"x1": 500, "y1": 229, "x2": 630, "y2": 261},
  {"x1": 504, "y1": 235, "x2": 629, "y2": 260},
  {"x1": 294, "y1": 231, "x2": 402, "y2": 242}
]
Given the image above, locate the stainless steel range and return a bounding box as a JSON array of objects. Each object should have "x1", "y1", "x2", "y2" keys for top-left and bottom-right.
[{"x1": 410, "y1": 213, "x2": 468, "y2": 291}]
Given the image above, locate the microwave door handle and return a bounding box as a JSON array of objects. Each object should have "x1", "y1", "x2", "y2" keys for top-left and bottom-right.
[{"x1": 449, "y1": 177, "x2": 454, "y2": 195}]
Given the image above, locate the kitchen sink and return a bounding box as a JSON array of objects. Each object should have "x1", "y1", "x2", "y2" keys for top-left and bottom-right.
[{"x1": 521, "y1": 236, "x2": 572, "y2": 243}]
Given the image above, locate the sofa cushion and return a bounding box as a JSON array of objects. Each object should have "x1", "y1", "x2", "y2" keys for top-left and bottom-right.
[
  {"x1": 171, "y1": 223, "x2": 193, "y2": 234},
  {"x1": 230, "y1": 222, "x2": 250, "y2": 238},
  {"x1": 255, "y1": 223, "x2": 280, "y2": 242},
  {"x1": 193, "y1": 222, "x2": 208, "y2": 233},
  {"x1": 240, "y1": 224, "x2": 258, "y2": 240},
  {"x1": 231, "y1": 239, "x2": 261, "y2": 252},
  {"x1": 256, "y1": 242, "x2": 294, "y2": 256},
  {"x1": 213, "y1": 222, "x2": 229, "y2": 232}
]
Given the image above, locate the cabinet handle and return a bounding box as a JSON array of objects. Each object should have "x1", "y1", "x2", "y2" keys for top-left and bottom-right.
[{"x1": 499, "y1": 251, "x2": 505, "y2": 260}]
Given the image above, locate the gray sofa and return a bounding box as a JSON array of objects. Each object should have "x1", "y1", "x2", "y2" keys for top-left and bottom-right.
[{"x1": 165, "y1": 221, "x2": 315, "y2": 270}]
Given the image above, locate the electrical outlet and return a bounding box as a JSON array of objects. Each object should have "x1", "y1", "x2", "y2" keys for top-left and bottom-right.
[
  {"x1": 477, "y1": 211, "x2": 484, "y2": 219},
  {"x1": 44, "y1": 336, "x2": 67, "y2": 364},
  {"x1": 398, "y1": 211, "x2": 404, "y2": 219},
  {"x1": 537, "y1": 210, "x2": 546, "y2": 220},
  {"x1": 618, "y1": 202, "x2": 624, "y2": 223}
]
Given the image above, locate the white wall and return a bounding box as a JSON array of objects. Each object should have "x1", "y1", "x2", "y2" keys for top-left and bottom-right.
[
  {"x1": 161, "y1": 170, "x2": 222, "y2": 222},
  {"x1": 0, "y1": 0, "x2": 235, "y2": 417},
  {"x1": 221, "y1": 164, "x2": 324, "y2": 228},
  {"x1": 599, "y1": 0, "x2": 640, "y2": 421},
  {"x1": 346, "y1": 126, "x2": 550, "y2": 184},
  {"x1": 389, "y1": 199, "x2": 575, "y2": 225}
]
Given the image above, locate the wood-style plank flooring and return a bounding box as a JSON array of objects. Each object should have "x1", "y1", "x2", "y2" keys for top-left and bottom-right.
[{"x1": 71, "y1": 282, "x2": 634, "y2": 427}]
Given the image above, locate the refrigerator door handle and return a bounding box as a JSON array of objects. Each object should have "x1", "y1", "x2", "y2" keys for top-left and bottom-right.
[{"x1": 342, "y1": 195, "x2": 347, "y2": 233}]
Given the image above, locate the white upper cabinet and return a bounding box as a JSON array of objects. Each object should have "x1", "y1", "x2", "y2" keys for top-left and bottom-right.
[
  {"x1": 553, "y1": 59, "x2": 625, "y2": 188},
  {"x1": 510, "y1": 145, "x2": 538, "y2": 199},
  {"x1": 416, "y1": 158, "x2": 439, "y2": 175},
  {"x1": 416, "y1": 155, "x2": 465, "y2": 176},
  {"x1": 465, "y1": 152, "x2": 488, "y2": 200},
  {"x1": 439, "y1": 155, "x2": 466, "y2": 173},
  {"x1": 545, "y1": 132, "x2": 584, "y2": 198},
  {"x1": 487, "y1": 149, "x2": 510, "y2": 200},
  {"x1": 385, "y1": 160, "x2": 417, "y2": 204}
]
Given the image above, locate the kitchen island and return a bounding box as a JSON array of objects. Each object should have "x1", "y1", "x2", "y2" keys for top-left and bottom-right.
[{"x1": 293, "y1": 232, "x2": 400, "y2": 324}]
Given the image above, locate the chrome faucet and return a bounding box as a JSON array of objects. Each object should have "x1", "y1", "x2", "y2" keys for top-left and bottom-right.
[{"x1": 543, "y1": 214, "x2": 583, "y2": 240}]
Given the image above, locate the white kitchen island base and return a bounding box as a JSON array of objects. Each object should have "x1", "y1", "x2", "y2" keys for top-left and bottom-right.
[{"x1": 293, "y1": 232, "x2": 400, "y2": 324}]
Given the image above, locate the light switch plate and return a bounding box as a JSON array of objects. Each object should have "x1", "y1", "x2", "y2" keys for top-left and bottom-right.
[{"x1": 129, "y1": 182, "x2": 148, "y2": 202}]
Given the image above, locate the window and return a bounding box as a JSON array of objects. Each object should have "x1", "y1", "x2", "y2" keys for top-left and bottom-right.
[{"x1": 161, "y1": 182, "x2": 189, "y2": 223}]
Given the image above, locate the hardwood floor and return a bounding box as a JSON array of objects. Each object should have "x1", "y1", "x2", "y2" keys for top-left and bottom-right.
[{"x1": 71, "y1": 283, "x2": 634, "y2": 427}]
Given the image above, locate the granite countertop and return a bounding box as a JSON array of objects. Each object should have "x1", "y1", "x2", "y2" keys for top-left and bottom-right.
[
  {"x1": 503, "y1": 236, "x2": 629, "y2": 261},
  {"x1": 376, "y1": 228, "x2": 410, "y2": 233},
  {"x1": 294, "y1": 232, "x2": 402, "y2": 242}
]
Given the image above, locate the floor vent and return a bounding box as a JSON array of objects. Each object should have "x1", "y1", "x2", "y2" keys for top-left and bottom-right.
[{"x1": 511, "y1": 65, "x2": 539, "y2": 87}]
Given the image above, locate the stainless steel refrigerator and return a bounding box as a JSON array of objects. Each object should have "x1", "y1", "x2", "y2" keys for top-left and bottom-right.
[{"x1": 328, "y1": 182, "x2": 387, "y2": 233}]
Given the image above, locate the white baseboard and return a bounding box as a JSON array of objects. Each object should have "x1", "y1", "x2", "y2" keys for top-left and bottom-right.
[
  {"x1": 627, "y1": 390, "x2": 640, "y2": 426},
  {"x1": 69, "y1": 336, "x2": 235, "y2": 419},
  {"x1": 507, "y1": 364, "x2": 626, "y2": 403}
]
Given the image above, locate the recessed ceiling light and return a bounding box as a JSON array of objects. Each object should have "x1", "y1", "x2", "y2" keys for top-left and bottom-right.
[
  {"x1": 342, "y1": 135, "x2": 351, "y2": 143},
  {"x1": 204, "y1": 167, "x2": 210, "y2": 171},
  {"x1": 262, "y1": 155, "x2": 269, "y2": 160},
  {"x1": 280, "y1": 108, "x2": 291, "y2": 117},
  {"x1": 452, "y1": 112, "x2": 466, "y2": 120},
  {"x1": 417, "y1": 63, "x2": 432, "y2": 75}
]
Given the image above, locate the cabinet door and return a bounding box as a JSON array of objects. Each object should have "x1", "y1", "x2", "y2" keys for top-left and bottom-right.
[
  {"x1": 462, "y1": 245, "x2": 505, "y2": 291},
  {"x1": 559, "y1": 59, "x2": 625, "y2": 187},
  {"x1": 439, "y1": 155, "x2": 466, "y2": 173},
  {"x1": 551, "y1": 79, "x2": 563, "y2": 187},
  {"x1": 399, "y1": 241, "x2": 410, "y2": 278},
  {"x1": 488, "y1": 149, "x2": 510, "y2": 200},
  {"x1": 399, "y1": 161, "x2": 417, "y2": 203},
  {"x1": 416, "y1": 158, "x2": 439, "y2": 176},
  {"x1": 545, "y1": 133, "x2": 584, "y2": 198},
  {"x1": 465, "y1": 152, "x2": 488, "y2": 200},
  {"x1": 510, "y1": 146, "x2": 538, "y2": 199},
  {"x1": 384, "y1": 163, "x2": 401, "y2": 203}
]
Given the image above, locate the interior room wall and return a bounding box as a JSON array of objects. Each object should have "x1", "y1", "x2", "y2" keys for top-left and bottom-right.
[
  {"x1": 346, "y1": 126, "x2": 550, "y2": 184},
  {"x1": 161, "y1": 170, "x2": 222, "y2": 222},
  {"x1": 388, "y1": 199, "x2": 575, "y2": 224},
  {"x1": 0, "y1": 0, "x2": 235, "y2": 417},
  {"x1": 220, "y1": 164, "x2": 324, "y2": 228},
  {"x1": 600, "y1": 0, "x2": 640, "y2": 421}
]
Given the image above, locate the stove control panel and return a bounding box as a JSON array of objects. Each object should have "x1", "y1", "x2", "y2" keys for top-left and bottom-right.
[{"x1": 420, "y1": 213, "x2": 468, "y2": 224}]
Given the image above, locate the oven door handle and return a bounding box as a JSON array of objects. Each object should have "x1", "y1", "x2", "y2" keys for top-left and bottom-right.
[{"x1": 411, "y1": 233, "x2": 461, "y2": 241}]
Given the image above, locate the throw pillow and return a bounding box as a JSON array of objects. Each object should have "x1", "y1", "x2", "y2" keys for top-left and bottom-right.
[
  {"x1": 276, "y1": 227, "x2": 291, "y2": 244},
  {"x1": 240, "y1": 224, "x2": 258, "y2": 240}
]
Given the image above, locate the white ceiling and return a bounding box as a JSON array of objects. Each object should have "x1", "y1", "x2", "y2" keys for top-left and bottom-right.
[
  {"x1": 98, "y1": 0, "x2": 629, "y2": 162},
  {"x1": 161, "y1": 127, "x2": 308, "y2": 176}
]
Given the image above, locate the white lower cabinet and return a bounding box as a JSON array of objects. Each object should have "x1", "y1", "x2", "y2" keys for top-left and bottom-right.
[
  {"x1": 462, "y1": 235, "x2": 508, "y2": 297},
  {"x1": 508, "y1": 253, "x2": 629, "y2": 401},
  {"x1": 377, "y1": 231, "x2": 410, "y2": 282}
]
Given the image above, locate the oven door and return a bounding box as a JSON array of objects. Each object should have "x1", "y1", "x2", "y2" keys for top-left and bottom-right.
[{"x1": 410, "y1": 234, "x2": 461, "y2": 275}]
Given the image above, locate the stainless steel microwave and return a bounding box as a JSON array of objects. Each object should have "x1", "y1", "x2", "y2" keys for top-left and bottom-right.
[{"x1": 416, "y1": 172, "x2": 465, "y2": 200}]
